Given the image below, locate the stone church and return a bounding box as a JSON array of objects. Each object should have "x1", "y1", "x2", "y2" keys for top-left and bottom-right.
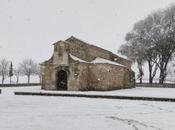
[{"x1": 41, "y1": 36, "x2": 135, "y2": 91}]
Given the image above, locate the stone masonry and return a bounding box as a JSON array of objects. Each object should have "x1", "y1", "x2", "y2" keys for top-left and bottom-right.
[{"x1": 41, "y1": 36, "x2": 135, "y2": 91}]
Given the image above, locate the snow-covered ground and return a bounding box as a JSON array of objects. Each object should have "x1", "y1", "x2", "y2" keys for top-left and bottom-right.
[{"x1": 0, "y1": 86, "x2": 175, "y2": 130}]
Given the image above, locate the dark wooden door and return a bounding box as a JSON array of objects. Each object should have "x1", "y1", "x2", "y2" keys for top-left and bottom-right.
[{"x1": 56, "y1": 70, "x2": 67, "y2": 90}]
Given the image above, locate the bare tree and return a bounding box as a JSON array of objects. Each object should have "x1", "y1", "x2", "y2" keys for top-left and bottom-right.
[
  {"x1": 118, "y1": 33, "x2": 145, "y2": 83},
  {"x1": 0, "y1": 59, "x2": 9, "y2": 84},
  {"x1": 156, "y1": 5, "x2": 175, "y2": 84},
  {"x1": 119, "y1": 4, "x2": 175, "y2": 84},
  {"x1": 130, "y1": 12, "x2": 162, "y2": 84},
  {"x1": 19, "y1": 59, "x2": 38, "y2": 84},
  {"x1": 14, "y1": 67, "x2": 21, "y2": 84}
]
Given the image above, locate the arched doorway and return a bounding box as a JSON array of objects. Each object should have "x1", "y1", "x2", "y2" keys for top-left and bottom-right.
[{"x1": 56, "y1": 70, "x2": 68, "y2": 90}]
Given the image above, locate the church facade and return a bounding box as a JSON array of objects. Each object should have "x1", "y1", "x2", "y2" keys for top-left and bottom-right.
[{"x1": 41, "y1": 36, "x2": 135, "y2": 91}]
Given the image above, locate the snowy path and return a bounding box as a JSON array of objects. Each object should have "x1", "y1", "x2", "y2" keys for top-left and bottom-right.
[{"x1": 0, "y1": 87, "x2": 175, "y2": 130}]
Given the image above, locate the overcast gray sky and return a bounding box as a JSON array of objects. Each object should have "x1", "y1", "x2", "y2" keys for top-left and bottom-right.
[{"x1": 0, "y1": 0, "x2": 175, "y2": 66}]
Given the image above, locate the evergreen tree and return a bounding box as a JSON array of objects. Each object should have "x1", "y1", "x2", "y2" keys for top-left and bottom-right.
[{"x1": 9, "y1": 62, "x2": 13, "y2": 84}]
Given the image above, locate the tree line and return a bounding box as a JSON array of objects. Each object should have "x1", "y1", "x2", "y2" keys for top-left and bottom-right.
[
  {"x1": 0, "y1": 58, "x2": 41, "y2": 84},
  {"x1": 118, "y1": 4, "x2": 175, "y2": 84}
]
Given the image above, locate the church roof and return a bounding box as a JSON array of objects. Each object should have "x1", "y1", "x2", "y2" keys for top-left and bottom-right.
[
  {"x1": 70, "y1": 54, "x2": 126, "y2": 67},
  {"x1": 42, "y1": 36, "x2": 132, "y2": 67}
]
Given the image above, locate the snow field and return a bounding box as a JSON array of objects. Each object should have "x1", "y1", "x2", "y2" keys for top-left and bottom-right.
[{"x1": 0, "y1": 86, "x2": 175, "y2": 130}]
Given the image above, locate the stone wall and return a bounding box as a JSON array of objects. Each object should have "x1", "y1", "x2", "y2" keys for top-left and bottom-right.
[
  {"x1": 41, "y1": 41, "x2": 70, "y2": 90},
  {"x1": 53, "y1": 41, "x2": 69, "y2": 66},
  {"x1": 68, "y1": 61, "x2": 134, "y2": 91},
  {"x1": 87, "y1": 64, "x2": 134, "y2": 90},
  {"x1": 68, "y1": 62, "x2": 89, "y2": 91},
  {"x1": 41, "y1": 64, "x2": 56, "y2": 90}
]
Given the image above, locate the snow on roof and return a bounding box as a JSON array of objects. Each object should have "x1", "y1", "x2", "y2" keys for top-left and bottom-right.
[
  {"x1": 70, "y1": 54, "x2": 126, "y2": 67},
  {"x1": 70, "y1": 54, "x2": 88, "y2": 63},
  {"x1": 91, "y1": 58, "x2": 126, "y2": 67}
]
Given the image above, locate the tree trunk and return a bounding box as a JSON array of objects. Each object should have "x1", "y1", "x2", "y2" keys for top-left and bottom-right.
[
  {"x1": 16, "y1": 72, "x2": 19, "y2": 84},
  {"x1": 27, "y1": 75, "x2": 30, "y2": 84},
  {"x1": 137, "y1": 62, "x2": 143, "y2": 84},
  {"x1": 16, "y1": 75, "x2": 19, "y2": 84},
  {"x1": 159, "y1": 69, "x2": 166, "y2": 84},
  {"x1": 149, "y1": 75, "x2": 153, "y2": 84},
  {"x1": 138, "y1": 67, "x2": 143, "y2": 84},
  {"x1": 139, "y1": 76, "x2": 142, "y2": 84},
  {"x1": 148, "y1": 61, "x2": 153, "y2": 84},
  {"x1": 10, "y1": 77, "x2": 11, "y2": 84},
  {"x1": 159, "y1": 61, "x2": 168, "y2": 84},
  {"x1": 2, "y1": 76, "x2": 4, "y2": 84},
  {"x1": 147, "y1": 59, "x2": 159, "y2": 84}
]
